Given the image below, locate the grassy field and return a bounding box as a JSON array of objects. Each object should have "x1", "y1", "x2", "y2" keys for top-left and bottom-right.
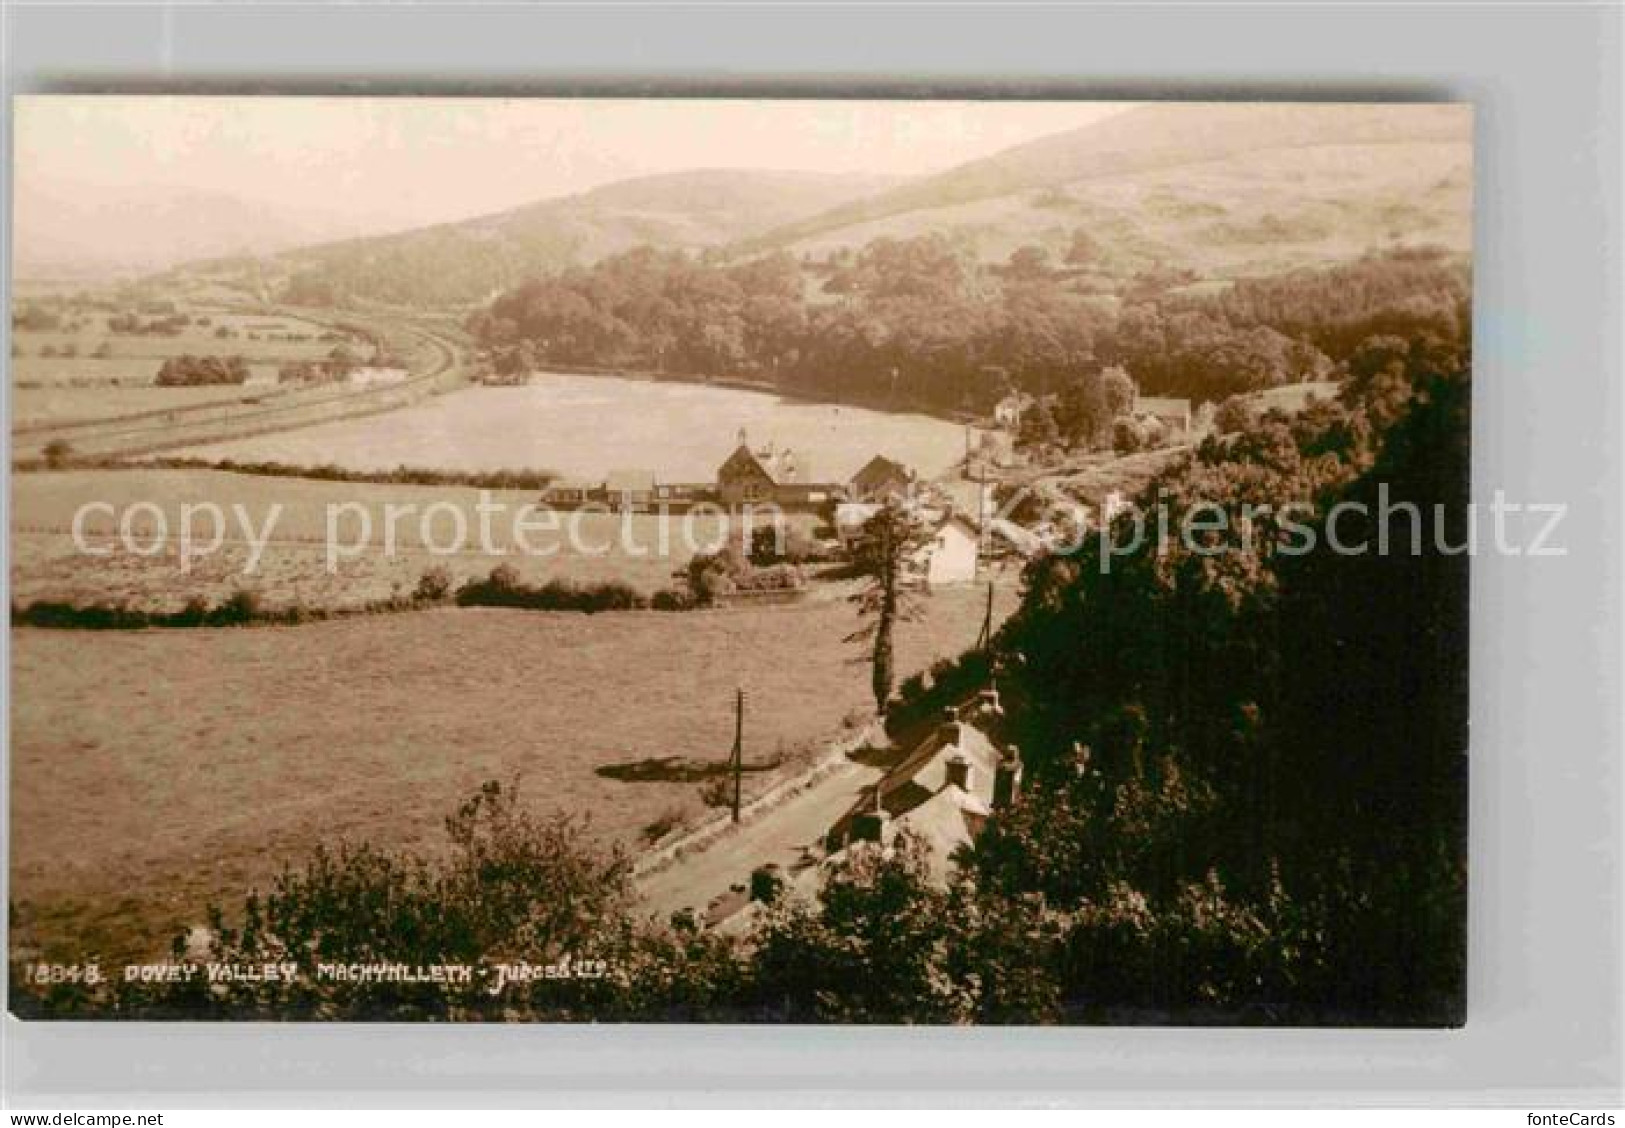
[
  {"x1": 9, "y1": 468, "x2": 792, "y2": 609},
  {"x1": 172, "y1": 373, "x2": 974, "y2": 483},
  {"x1": 9, "y1": 584, "x2": 1010, "y2": 962},
  {"x1": 9, "y1": 303, "x2": 375, "y2": 432},
  {"x1": 12, "y1": 382, "x2": 291, "y2": 428}
]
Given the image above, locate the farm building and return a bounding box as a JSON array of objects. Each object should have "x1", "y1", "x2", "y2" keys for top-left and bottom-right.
[{"x1": 848, "y1": 454, "x2": 915, "y2": 503}]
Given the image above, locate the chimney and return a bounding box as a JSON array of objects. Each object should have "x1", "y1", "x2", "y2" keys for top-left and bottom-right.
[
  {"x1": 737, "y1": 426, "x2": 748, "y2": 449},
  {"x1": 851, "y1": 807, "x2": 891, "y2": 845},
  {"x1": 850, "y1": 786, "x2": 891, "y2": 844},
  {"x1": 944, "y1": 753, "x2": 973, "y2": 792},
  {"x1": 937, "y1": 708, "x2": 962, "y2": 750},
  {"x1": 994, "y1": 745, "x2": 1023, "y2": 810}
]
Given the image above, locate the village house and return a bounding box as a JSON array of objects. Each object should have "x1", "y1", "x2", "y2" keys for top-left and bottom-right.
[
  {"x1": 704, "y1": 691, "x2": 1023, "y2": 931},
  {"x1": 715, "y1": 431, "x2": 832, "y2": 509},
  {"x1": 847, "y1": 454, "x2": 915, "y2": 504},
  {"x1": 993, "y1": 390, "x2": 1035, "y2": 431},
  {"x1": 915, "y1": 513, "x2": 981, "y2": 588},
  {"x1": 830, "y1": 694, "x2": 1022, "y2": 883}
]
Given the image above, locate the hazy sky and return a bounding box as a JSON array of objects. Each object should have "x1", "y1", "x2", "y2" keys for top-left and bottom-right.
[{"x1": 14, "y1": 96, "x2": 1131, "y2": 264}]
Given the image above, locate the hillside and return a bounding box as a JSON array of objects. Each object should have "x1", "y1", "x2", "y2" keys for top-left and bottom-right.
[
  {"x1": 747, "y1": 102, "x2": 1473, "y2": 279},
  {"x1": 155, "y1": 103, "x2": 1472, "y2": 307},
  {"x1": 216, "y1": 168, "x2": 902, "y2": 307}
]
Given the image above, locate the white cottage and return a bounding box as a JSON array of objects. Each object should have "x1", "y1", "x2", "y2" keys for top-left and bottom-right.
[{"x1": 918, "y1": 514, "x2": 981, "y2": 588}]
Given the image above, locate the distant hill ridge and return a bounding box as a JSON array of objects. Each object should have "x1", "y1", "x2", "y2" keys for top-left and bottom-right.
[
  {"x1": 164, "y1": 103, "x2": 1471, "y2": 305},
  {"x1": 742, "y1": 103, "x2": 1472, "y2": 251}
]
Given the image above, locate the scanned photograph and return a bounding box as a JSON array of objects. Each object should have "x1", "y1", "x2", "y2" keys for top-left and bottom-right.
[{"x1": 8, "y1": 97, "x2": 1471, "y2": 1024}]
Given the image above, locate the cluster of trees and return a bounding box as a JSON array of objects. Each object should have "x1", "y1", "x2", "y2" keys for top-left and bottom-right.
[
  {"x1": 468, "y1": 237, "x2": 1468, "y2": 420},
  {"x1": 109, "y1": 311, "x2": 190, "y2": 336},
  {"x1": 681, "y1": 533, "x2": 813, "y2": 606},
  {"x1": 955, "y1": 326, "x2": 1468, "y2": 1021},
  {"x1": 12, "y1": 305, "x2": 62, "y2": 332},
  {"x1": 154, "y1": 354, "x2": 251, "y2": 386}
]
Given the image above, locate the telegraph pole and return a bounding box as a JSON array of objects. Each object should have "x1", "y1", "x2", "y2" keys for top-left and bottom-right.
[
  {"x1": 977, "y1": 580, "x2": 995, "y2": 652},
  {"x1": 730, "y1": 686, "x2": 745, "y2": 822}
]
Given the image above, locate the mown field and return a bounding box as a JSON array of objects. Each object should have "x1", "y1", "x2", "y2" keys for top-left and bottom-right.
[
  {"x1": 9, "y1": 585, "x2": 1008, "y2": 963},
  {"x1": 9, "y1": 468, "x2": 793, "y2": 609},
  {"x1": 9, "y1": 301, "x2": 377, "y2": 429}
]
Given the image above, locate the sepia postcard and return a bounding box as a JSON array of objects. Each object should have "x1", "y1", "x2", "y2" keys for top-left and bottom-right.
[{"x1": 8, "y1": 96, "x2": 1473, "y2": 1024}]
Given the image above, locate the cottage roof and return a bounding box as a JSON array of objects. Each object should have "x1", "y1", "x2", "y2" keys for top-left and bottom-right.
[
  {"x1": 850, "y1": 454, "x2": 910, "y2": 486},
  {"x1": 719, "y1": 442, "x2": 814, "y2": 486}
]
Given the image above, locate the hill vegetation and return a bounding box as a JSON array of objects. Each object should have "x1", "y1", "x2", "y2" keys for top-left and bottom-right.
[
  {"x1": 155, "y1": 104, "x2": 1469, "y2": 309},
  {"x1": 470, "y1": 236, "x2": 1467, "y2": 422},
  {"x1": 204, "y1": 169, "x2": 899, "y2": 308}
]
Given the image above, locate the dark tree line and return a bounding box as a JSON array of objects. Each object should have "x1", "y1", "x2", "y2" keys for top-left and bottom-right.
[{"x1": 468, "y1": 236, "x2": 1468, "y2": 422}]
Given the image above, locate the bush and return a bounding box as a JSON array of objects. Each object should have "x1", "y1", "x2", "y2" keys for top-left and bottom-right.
[
  {"x1": 155, "y1": 354, "x2": 250, "y2": 386},
  {"x1": 650, "y1": 587, "x2": 694, "y2": 611},
  {"x1": 454, "y1": 566, "x2": 650, "y2": 613},
  {"x1": 414, "y1": 565, "x2": 453, "y2": 603},
  {"x1": 1214, "y1": 395, "x2": 1256, "y2": 435},
  {"x1": 1111, "y1": 416, "x2": 1146, "y2": 454}
]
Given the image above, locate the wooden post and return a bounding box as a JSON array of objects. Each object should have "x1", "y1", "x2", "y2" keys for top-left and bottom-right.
[
  {"x1": 731, "y1": 686, "x2": 745, "y2": 823},
  {"x1": 977, "y1": 580, "x2": 995, "y2": 653}
]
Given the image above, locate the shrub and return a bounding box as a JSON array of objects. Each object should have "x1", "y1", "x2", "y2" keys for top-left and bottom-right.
[
  {"x1": 211, "y1": 589, "x2": 263, "y2": 625},
  {"x1": 1214, "y1": 395, "x2": 1256, "y2": 435},
  {"x1": 1111, "y1": 416, "x2": 1146, "y2": 454},
  {"x1": 650, "y1": 587, "x2": 694, "y2": 611},
  {"x1": 454, "y1": 566, "x2": 650, "y2": 613},
  {"x1": 414, "y1": 565, "x2": 453, "y2": 603}
]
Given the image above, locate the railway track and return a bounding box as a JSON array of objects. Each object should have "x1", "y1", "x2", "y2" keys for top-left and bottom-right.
[{"x1": 13, "y1": 314, "x2": 464, "y2": 462}]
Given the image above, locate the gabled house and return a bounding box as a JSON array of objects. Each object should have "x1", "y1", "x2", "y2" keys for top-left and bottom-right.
[
  {"x1": 717, "y1": 444, "x2": 778, "y2": 507},
  {"x1": 829, "y1": 707, "x2": 1022, "y2": 885},
  {"x1": 716, "y1": 431, "x2": 831, "y2": 509},
  {"x1": 915, "y1": 513, "x2": 981, "y2": 588},
  {"x1": 848, "y1": 455, "x2": 914, "y2": 504}
]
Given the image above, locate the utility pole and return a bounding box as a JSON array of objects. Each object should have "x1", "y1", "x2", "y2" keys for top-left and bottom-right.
[
  {"x1": 730, "y1": 686, "x2": 745, "y2": 822},
  {"x1": 977, "y1": 580, "x2": 995, "y2": 653}
]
